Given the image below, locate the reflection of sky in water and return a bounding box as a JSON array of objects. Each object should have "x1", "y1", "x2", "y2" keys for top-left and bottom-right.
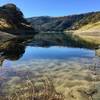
[
  {"x1": 2, "y1": 60, "x2": 13, "y2": 68},
  {"x1": 2, "y1": 46, "x2": 95, "y2": 68}
]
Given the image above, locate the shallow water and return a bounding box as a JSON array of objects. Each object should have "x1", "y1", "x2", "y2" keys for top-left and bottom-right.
[
  {"x1": 0, "y1": 46, "x2": 97, "y2": 78},
  {"x1": 0, "y1": 46, "x2": 100, "y2": 99},
  {"x1": 2, "y1": 46, "x2": 95, "y2": 68}
]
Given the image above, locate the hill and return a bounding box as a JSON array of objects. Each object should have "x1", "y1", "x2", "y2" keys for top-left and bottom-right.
[
  {"x1": 73, "y1": 21, "x2": 100, "y2": 45},
  {"x1": 0, "y1": 31, "x2": 16, "y2": 43},
  {"x1": 27, "y1": 11, "x2": 100, "y2": 32},
  {"x1": 27, "y1": 11, "x2": 100, "y2": 46},
  {"x1": 0, "y1": 3, "x2": 36, "y2": 35},
  {"x1": 75, "y1": 21, "x2": 100, "y2": 32}
]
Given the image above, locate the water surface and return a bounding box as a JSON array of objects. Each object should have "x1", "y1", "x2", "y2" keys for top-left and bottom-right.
[
  {"x1": 0, "y1": 46, "x2": 100, "y2": 100},
  {"x1": 2, "y1": 46, "x2": 95, "y2": 68}
]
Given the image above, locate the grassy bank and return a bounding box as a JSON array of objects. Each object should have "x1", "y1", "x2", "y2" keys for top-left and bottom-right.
[{"x1": 73, "y1": 22, "x2": 100, "y2": 46}]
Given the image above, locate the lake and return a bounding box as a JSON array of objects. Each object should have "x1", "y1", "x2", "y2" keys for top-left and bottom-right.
[
  {"x1": 2, "y1": 46, "x2": 95, "y2": 68},
  {"x1": 0, "y1": 46, "x2": 100, "y2": 100}
]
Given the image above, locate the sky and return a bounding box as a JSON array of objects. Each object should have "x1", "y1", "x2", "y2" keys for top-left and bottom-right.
[{"x1": 0, "y1": 0, "x2": 100, "y2": 18}]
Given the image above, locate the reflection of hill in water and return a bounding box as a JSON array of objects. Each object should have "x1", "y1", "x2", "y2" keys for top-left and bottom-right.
[
  {"x1": 30, "y1": 32, "x2": 98, "y2": 49},
  {"x1": 0, "y1": 32, "x2": 98, "y2": 66},
  {"x1": 0, "y1": 41, "x2": 25, "y2": 66}
]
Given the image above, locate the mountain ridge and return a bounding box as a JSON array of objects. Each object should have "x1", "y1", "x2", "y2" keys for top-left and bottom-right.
[{"x1": 27, "y1": 11, "x2": 100, "y2": 32}]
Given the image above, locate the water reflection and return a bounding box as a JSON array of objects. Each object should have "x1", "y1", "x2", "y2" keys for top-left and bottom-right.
[
  {"x1": 0, "y1": 39, "x2": 96, "y2": 68},
  {"x1": 0, "y1": 42, "x2": 25, "y2": 66},
  {"x1": 1, "y1": 46, "x2": 95, "y2": 68}
]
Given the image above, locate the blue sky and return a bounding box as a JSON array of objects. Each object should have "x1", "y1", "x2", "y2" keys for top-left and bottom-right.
[{"x1": 0, "y1": 0, "x2": 100, "y2": 17}]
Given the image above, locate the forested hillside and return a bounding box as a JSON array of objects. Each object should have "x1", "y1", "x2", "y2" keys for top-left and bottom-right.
[{"x1": 27, "y1": 11, "x2": 100, "y2": 32}]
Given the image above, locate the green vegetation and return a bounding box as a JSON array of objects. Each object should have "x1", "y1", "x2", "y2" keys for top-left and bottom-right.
[
  {"x1": 27, "y1": 11, "x2": 100, "y2": 32},
  {"x1": 0, "y1": 4, "x2": 100, "y2": 48},
  {"x1": 27, "y1": 11, "x2": 100, "y2": 47},
  {"x1": 0, "y1": 3, "x2": 100, "y2": 100}
]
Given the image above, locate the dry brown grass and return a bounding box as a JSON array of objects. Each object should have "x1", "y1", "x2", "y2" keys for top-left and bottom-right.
[
  {"x1": 96, "y1": 49, "x2": 100, "y2": 57},
  {"x1": 73, "y1": 22, "x2": 100, "y2": 45},
  {"x1": 0, "y1": 77, "x2": 64, "y2": 100}
]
